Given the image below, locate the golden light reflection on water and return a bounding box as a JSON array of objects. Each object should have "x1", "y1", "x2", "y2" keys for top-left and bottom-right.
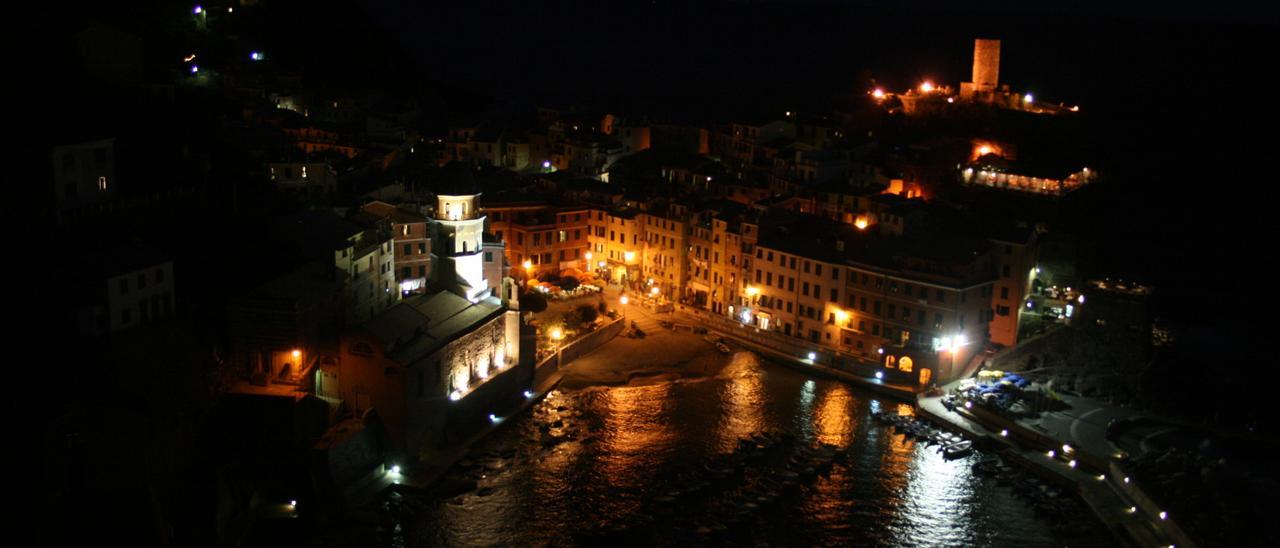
[
  {"x1": 597, "y1": 382, "x2": 676, "y2": 481},
  {"x1": 813, "y1": 384, "x2": 855, "y2": 447},
  {"x1": 876, "y1": 406, "x2": 918, "y2": 509},
  {"x1": 715, "y1": 353, "x2": 768, "y2": 451}
]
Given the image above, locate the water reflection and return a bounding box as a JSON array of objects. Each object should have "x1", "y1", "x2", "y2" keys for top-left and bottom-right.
[
  {"x1": 715, "y1": 353, "x2": 768, "y2": 451},
  {"x1": 414, "y1": 351, "x2": 1092, "y2": 547},
  {"x1": 813, "y1": 383, "x2": 855, "y2": 447}
]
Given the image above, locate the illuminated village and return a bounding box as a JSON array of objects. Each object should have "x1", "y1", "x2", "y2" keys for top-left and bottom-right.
[{"x1": 33, "y1": 2, "x2": 1270, "y2": 547}]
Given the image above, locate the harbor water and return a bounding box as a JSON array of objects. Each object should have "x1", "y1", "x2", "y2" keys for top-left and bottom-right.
[{"x1": 407, "y1": 351, "x2": 1112, "y2": 547}]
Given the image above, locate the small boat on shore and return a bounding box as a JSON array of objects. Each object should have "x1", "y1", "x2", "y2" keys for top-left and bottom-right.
[{"x1": 943, "y1": 440, "x2": 973, "y2": 459}]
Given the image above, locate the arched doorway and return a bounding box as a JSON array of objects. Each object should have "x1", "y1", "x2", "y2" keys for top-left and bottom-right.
[
  {"x1": 898, "y1": 356, "x2": 914, "y2": 373},
  {"x1": 918, "y1": 368, "x2": 932, "y2": 385}
]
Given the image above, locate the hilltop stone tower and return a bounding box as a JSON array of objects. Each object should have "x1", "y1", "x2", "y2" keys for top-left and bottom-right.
[
  {"x1": 429, "y1": 163, "x2": 490, "y2": 302},
  {"x1": 961, "y1": 38, "x2": 1001, "y2": 102}
]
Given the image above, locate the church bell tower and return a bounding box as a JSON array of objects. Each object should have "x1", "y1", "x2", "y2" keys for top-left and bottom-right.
[{"x1": 429, "y1": 164, "x2": 490, "y2": 302}]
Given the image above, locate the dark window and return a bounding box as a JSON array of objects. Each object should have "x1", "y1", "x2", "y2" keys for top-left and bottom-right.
[
  {"x1": 119, "y1": 278, "x2": 128, "y2": 293},
  {"x1": 936, "y1": 289, "x2": 945, "y2": 302},
  {"x1": 155, "y1": 268, "x2": 164, "y2": 283},
  {"x1": 1001, "y1": 286, "x2": 1010, "y2": 299}
]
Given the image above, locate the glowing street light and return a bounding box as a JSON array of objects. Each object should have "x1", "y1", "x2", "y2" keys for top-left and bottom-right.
[
  {"x1": 620, "y1": 295, "x2": 628, "y2": 305},
  {"x1": 522, "y1": 259, "x2": 533, "y2": 270},
  {"x1": 624, "y1": 251, "x2": 635, "y2": 262},
  {"x1": 834, "y1": 309, "x2": 849, "y2": 324},
  {"x1": 190, "y1": 65, "x2": 199, "y2": 74},
  {"x1": 542, "y1": 160, "x2": 551, "y2": 169},
  {"x1": 193, "y1": 6, "x2": 203, "y2": 14},
  {"x1": 807, "y1": 352, "x2": 817, "y2": 361},
  {"x1": 744, "y1": 286, "x2": 760, "y2": 297},
  {"x1": 449, "y1": 390, "x2": 462, "y2": 401},
  {"x1": 650, "y1": 286, "x2": 660, "y2": 296},
  {"x1": 549, "y1": 327, "x2": 563, "y2": 341},
  {"x1": 875, "y1": 371, "x2": 883, "y2": 380},
  {"x1": 584, "y1": 251, "x2": 593, "y2": 261},
  {"x1": 250, "y1": 51, "x2": 264, "y2": 61},
  {"x1": 1024, "y1": 93, "x2": 1034, "y2": 103},
  {"x1": 978, "y1": 145, "x2": 992, "y2": 156},
  {"x1": 390, "y1": 465, "x2": 401, "y2": 475}
]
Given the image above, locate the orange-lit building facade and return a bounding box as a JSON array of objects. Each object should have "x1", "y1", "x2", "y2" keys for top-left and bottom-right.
[
  {"x1": 486, "y1": 203, "x2": 591, "y2": 278},
  {"x1": 741, "y1": 232, "x2": 995, "y2": 385}
]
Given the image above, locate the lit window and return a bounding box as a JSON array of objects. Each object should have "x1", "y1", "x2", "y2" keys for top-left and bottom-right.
[{"x1": 98, "y1": 176, "x2": 108, "y2": 191}]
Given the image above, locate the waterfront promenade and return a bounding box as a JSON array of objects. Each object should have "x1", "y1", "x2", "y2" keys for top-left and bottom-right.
[{"x1": 918, "y1": 384, "x2": 1183, "y2": 547}]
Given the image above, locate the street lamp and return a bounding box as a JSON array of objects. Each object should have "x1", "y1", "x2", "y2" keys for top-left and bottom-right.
[
  {"x1": 550, "y1": 327, "x2": 564, "y2": 364},
  {"x1": 620, "y1": 295, "x2": 628, "y2": 319}
]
